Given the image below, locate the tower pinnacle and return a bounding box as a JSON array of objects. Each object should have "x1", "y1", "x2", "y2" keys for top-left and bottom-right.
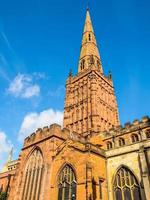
[{"x1": 78, "y1": 9, "x2": 103, "y2": 73}]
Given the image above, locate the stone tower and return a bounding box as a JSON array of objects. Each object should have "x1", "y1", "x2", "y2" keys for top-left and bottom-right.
[{"x1": 63, "y1": 9, "x2": 120, "y2": 137}]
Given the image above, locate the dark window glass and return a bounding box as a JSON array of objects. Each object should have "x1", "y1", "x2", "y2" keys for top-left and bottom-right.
[
  {"x1": 124, "y1": 187, "x2": 132, "y2": 200},
  {"x1": 71, "y1": 182, "x2": 76, "y2": 200},
  {"x1": 58, "y1": 185, "x2": 62, "y2": 200},
  {"x1": 64, "y1": 182, "x2": 70, "y2": 200},
  {"x1": 58, "y1": 165, "x2": 76, "y2": 200},
  {"x1": 132, "y1": 186, "x2": 141, "y2": 200},
  {"x1": 115, "y1": 189, "x2": 122, "y2": 200},
  {"x1": 89, "y1": 34, "x2": 91, "y2": 41}
]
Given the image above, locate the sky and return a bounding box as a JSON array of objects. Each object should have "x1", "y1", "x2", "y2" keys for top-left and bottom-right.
[{"x1": 0, "y1": 0, "x2": 150, "y2": 169}]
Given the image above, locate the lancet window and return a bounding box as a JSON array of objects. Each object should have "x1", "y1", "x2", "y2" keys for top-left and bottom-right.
[
  {"x1": 114, "y1": 167, "x2": 141, "y2": 200},
  {"x1": 58, "y1": 165, "x2": 76, "y2": 200},
  {"x1": 21, "y1": 149, "x2": 44, "y2": 200}
]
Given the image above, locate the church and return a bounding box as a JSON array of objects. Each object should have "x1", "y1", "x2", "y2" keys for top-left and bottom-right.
[{"x1": 0, "y1": 8, "x2": 150, "y2": 200}]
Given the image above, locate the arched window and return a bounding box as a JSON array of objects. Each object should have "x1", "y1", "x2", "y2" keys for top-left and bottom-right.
[
  {"x1": 58, "y1": 165, "x2": 76, "y2": 200},
  {"x1": 107, "y1": 141, "x2": 113, "y2": 149},
  {"x1": 118, "y1": 138, "x2": 125, "y2": 146},
  {"x1": 114, "y1": 167, "x2": 141, "y2": 200},
  {"x1": 131, "y1": 134, "x2": 139, "y2": 143},
  {"x1": 21, "y1": 149, "x2": 44, "y2": 200}
]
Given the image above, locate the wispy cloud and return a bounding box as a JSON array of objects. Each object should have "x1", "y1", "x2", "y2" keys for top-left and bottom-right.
[
  {"x1": 0, "y1": 31, "x2": 16, "y2": 56},
  {"x1": 7, "y1": 73, "x2": 40, "y2": 98},
  {"x1": 18, "y1": 108, "x2": 63, "y2": 142},
  {"x1": 0, "y1": 130, "x2": 13, "y2": 170},
  {"x1": 0, "y1": 54, "x2": 10, "y2": 81}
]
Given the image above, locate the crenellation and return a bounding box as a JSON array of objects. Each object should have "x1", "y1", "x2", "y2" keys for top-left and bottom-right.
[
  {"x1": 133, "y1": 119, "x2": 140, "y2": 125},
  {"x1": 142, "y1": 115, "x2": 150, "y2": 123}
]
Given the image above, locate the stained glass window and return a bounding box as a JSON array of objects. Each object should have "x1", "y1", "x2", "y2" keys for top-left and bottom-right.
[
  {"x1": 58, "y1": 165, "x2": 76, "y2": 200},
  {"x1": 21, "y1": 149, "x2": 43, "y2": 200},
  {"x1": 114, "y1": 167, "x2": 141, "y2": 200}
]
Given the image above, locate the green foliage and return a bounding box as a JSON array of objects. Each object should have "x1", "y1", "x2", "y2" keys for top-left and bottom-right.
[{"x1": 0, "y1": 192, "x2": 7, "y2": 200}]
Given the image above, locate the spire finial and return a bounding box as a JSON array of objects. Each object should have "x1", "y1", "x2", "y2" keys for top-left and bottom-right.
[
  {"x1": 108, "y1": 70, "x2": 112, "y2": 80},
  {"x1": 87, "y1": 2, "x2": 90, "y2": 11},
  {"x1": 78, "y1": 7, "x2": 103, "y2": 74}
]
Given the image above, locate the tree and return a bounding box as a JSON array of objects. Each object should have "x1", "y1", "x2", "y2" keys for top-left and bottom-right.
[{"x1": 0, "y1": 192, "x2": 7, "y2": 200}]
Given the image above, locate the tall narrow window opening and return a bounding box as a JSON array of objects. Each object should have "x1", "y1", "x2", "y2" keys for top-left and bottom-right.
[
  {"x1": 89, "y1": 34, "x2": 91, "y2": 41},
  {"x1": 58, "y1": 165, "x2": 76, "y2": 200},
  {"x1": 99, "y1": 179, "x2": 104, "y2": 200},
  {"x1": 80, "y1": 59, "x2": 85, "y2": 70},
  {"x1": 21, "y1": 149, "x2": 44, "y2": 200}
]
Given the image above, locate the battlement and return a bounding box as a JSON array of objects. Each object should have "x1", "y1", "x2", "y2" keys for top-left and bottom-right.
[
  {"x1": 103, "y1": 116, "x2": 150, "y2": 138},
  {"x1": 102, "y1": 116, "x2": 150, "y2": 150},
  {"x1": 23, "y1": 123, "x2": 86, "y2": 148}
]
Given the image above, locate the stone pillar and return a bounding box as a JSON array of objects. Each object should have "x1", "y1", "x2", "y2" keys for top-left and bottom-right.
[
  {"x1": 40, "y1": 164, "x2": 48, "y2": 200},
  {"x1": 139, "y1": 146, "x2": 150, "y2": 200}
]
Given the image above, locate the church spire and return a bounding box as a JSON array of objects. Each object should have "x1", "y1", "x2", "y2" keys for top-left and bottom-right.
[{"x1": 78, "y1": 9, "x2": 103, "y2": 73}]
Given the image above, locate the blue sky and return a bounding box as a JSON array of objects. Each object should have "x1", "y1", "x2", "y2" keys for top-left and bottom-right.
[{"x1": 0, "y1": 0, "x2": 150, "y2": 168}]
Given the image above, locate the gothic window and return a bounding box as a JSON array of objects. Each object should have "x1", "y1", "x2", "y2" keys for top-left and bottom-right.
[
  {"x1": 58, "y1": 165, "x2": 77, "y2": 200},
  {"x1": 118, "y1": 138, "x2": 125, "y2": 146},
  {"x1": 107, "y1": 141, "x2": 113, "y2": 149},
  {"x1": 114, "y1": 167, "x2": 141, "y2": 200},
  {"x1": 21, "y1": 149, "x2": 44, "y2": 200},
  {"x1": 131, "y1": 134, "x2": 139, "y2": 143}
]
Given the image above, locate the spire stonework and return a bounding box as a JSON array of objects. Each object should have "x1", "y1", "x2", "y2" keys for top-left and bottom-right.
[
  {"x1": 78, "y1": 9, "x2": 103, "y2": 73},
  {"x1": 63, "y1": 9, "x2": 120, "y2": 137}
]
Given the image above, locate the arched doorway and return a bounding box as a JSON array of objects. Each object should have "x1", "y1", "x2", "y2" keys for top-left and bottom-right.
[
  {"x1": 58, "y1": 165, "x2": 76, "y2": 200},
  {"x1": 113, "y1": 167, "x2": 141, "y2": 200}
]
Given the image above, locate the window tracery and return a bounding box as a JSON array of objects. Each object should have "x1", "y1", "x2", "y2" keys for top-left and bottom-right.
[
  {"x1": 114, "y1": 167, "x2": 141, "y2": 200},
  {"x1": 21, "y1": 149, "x2": 44, "y2": 200}
]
